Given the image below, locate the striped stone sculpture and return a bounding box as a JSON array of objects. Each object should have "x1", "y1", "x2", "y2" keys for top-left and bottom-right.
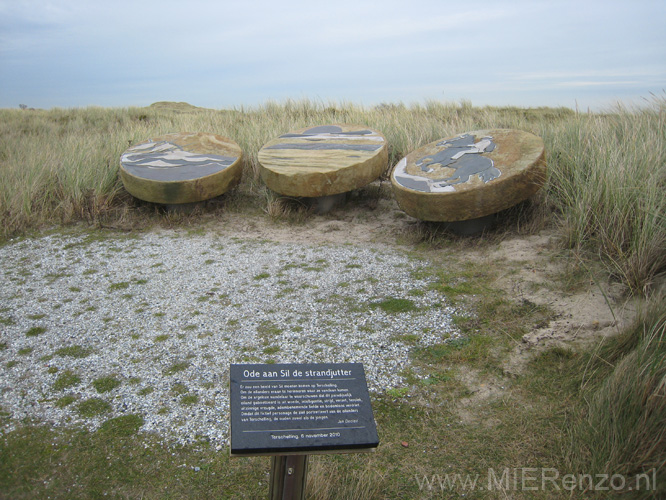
[{"x1": 258, "y1": 125, "x2": 388, "y2": 198}]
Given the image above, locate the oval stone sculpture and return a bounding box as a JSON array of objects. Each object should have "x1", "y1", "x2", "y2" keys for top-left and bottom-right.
[
  {"x1": 257, "y1": 125, "x2": 388, "y2": 197},
  {"x1": 391, "y1": 129, "x2": 546, "y2": 221},
  {"x1": 120, "y1": 132, "x2": 243, "y2": 204}
]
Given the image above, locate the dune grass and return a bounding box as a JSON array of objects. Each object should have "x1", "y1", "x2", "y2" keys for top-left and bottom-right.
[
  {"x1": 566, "y1": 303, "x2": 666, "y2": 495},
  {"x1": 1, "y1": 98, "x2": 663, "y2": 294},
  {"x1": 521, "y1": 299, "x2": 666, "y2": 499},
  {"x1": 543, "y1": 98, "x2": 666, "y2": 294}
]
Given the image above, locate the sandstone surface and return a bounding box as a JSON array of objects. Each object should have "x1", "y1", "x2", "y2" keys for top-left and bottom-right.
[
  {"x1": 391, "y1": 129, "x2": 546, "y2": 221},
  {"x1": 258, "y1": 125, "x2": 388, "y2": 197},
  {"x1": 120, "y1": 132, "x2": 243, "y2": 204}
]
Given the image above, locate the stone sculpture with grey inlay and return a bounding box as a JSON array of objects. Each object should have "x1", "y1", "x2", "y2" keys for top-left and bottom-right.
[{"x1": 391, "y1": 129, "x2": 546, "y2": 223}]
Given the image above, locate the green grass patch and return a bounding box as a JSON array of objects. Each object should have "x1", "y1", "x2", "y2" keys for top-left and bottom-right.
[
  {"x1": 369, "y1": 297, "x2": 417, "y2": 313},
  {"x1": 98, "y1": 414, "x2": 144, "y2": 437},
  {"x1": 0, "y1": 422, "x2": 268, "y2": 498},
  {"x1": 391, "y1": 334, "x2": 420, "y2": 344},
  {"x1": 54, "y1": 345, "x2": 92, "y2": 358},
  {"x1": 76, "y1": 398, "x2": 111, "y2": 418},
  {"x1": 415, "y1": 334, "x2": 499, "y2": 367},
  {"x1": 429, "y1": 279, "x2": 483, "y2": 299},
  {"x1": 257, "y1": 320, "x2": 282, "y2": 338},
  {"x1": 262, "y1": 345, "x2": 280, "y2": 355},
  {"x1": 386, "y1": 387, "x2": 409, "y2": 398},
  {"x1": 180, "y1": 394, "x2": 199, "y2": 405},
  {"x1": 92, "y1": 376, "x2": 121, "y2": 393},
  {"x1": 108, "y1": 281, "x2": 130, "y2": 291},
  {"x1": 53, "y1": 370, "x2": 81, "y2": 390},
  {"x1": 0, "y1": 316, "x2": 15, "y2": 326},
  {"x1": 25, "y1": 326, "x2": 47, "y2": 337},
  {"x1": 54, "y1": 395, "x2": 77, "y2": 408}
]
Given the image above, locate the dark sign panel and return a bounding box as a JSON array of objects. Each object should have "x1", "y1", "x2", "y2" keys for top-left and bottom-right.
[{"x1": 230, "y1": 363, "x2": 379, "y2": 455}]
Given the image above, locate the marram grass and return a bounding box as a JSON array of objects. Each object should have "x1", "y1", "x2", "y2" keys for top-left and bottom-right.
[
  {"x1": 566, "y1": 302, "x2": 666, "y2": 498},
  {"x1": 543, "y1": 97, "x2": 666, "y2": 294},
  {"x1": 1, "y1": 97, "x2": 664, "y2": 293}
]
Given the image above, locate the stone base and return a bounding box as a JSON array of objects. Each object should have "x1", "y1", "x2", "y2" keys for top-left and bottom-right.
[
  {"x1": 307, "y1": 193, "x2": 348, "y2": 214},
  {"x1": 164, "y1": 202, "x2": 201, "y2": 214},
  {"x1": 443, "y1": 214, "x2": 495, "y2": 235}
]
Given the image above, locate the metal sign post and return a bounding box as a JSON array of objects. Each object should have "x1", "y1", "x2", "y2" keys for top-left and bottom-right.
[{"x1": 269, "y1": 455, "x2": 308, "y2": 500}]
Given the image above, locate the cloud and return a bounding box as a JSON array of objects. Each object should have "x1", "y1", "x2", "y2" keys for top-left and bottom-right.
[
  {"x1": 501, "y1": 68, "x2": 666, "y2": 92},
  {"x1": 554, "y1": 81, "x2": 642, "y2": 88},
  {"x1": 1, "y1": 0, "x2": 664, "y2": 109}
]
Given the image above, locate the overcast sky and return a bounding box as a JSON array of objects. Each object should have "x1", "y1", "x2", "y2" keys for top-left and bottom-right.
[{"x1": 1, "y1": 0, "x2": 664, "y2": 110}]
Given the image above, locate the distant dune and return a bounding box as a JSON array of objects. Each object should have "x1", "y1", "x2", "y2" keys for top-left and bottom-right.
[{"x1": 148, "y1": 101, "x2": 205, "y2": 112}]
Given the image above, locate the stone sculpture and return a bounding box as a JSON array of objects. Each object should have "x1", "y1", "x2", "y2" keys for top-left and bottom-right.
[
  {"x1": 391, "y1": 129, "x2": 546, "y2": 223},
  {"x1": 119, "y1": 132, "x2": 243, "y2": 205}
]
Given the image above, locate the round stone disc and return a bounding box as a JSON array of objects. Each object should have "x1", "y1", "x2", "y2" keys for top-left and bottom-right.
[
  {"x1": 391, "y1": 129, "x2": 546, "y2": 221},
  {"x1": 257, "y1": 124, "x2": 388, "y2": 197},
  {"x1": 119, "y1": 132, "x2": 243, "y2": 204}
]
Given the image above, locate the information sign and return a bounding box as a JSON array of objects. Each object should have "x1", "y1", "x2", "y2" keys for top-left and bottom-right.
[{"x1": 230, "y1": 363, "x2": 379, "y2": 455}]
